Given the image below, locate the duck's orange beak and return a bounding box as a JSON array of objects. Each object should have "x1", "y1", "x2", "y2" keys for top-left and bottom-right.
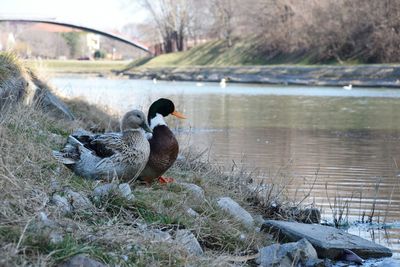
[{"x1": 172, "y1": 110, "x2": 186, "y2": 119}]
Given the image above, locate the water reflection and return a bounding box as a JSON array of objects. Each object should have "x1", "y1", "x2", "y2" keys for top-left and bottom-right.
[{"x1": 52, "y1": 76, "x2": 400, "y2": 257}]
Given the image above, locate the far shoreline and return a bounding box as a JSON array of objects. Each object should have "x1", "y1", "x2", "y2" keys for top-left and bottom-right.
[
  {"x1": 30, "y1": 59, "x2": 400, "y2": 88},
  {"x1": 121, "y1": 65, "x2": 400, "y2": 88}
]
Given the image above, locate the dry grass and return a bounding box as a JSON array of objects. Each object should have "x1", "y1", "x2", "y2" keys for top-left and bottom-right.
[
  {"x1": 63, "y1": 97, "x2": 120, "y2": 132},
  {"x1": 0, "y1": 99, "x2": 276, "y2": 266},
  {"x1": 0, "y1": 52, "x2": 308, "y2": 265}
]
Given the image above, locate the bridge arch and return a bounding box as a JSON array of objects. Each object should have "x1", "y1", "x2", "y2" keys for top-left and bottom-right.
[{"x1": 0, "y1": 16, "x2": 150, "y2": 53}]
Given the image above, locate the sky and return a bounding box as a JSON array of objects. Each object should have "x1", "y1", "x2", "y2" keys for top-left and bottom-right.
[{"x1": 0, "y1": 0, "x2": 148, "y2": 31}]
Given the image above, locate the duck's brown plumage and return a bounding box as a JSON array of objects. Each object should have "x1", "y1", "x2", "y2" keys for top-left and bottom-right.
[
  {"x1": 139, "y1": 125, "x2": 179, "y2": 180},
  {"x1": 137, "y1": 98, "x2": 186, "y2": 183}
]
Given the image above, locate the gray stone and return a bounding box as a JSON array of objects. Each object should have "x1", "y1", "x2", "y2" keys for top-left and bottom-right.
[
  {"x1": 49, "y1": 231, "x2": 64, "y2": 244},
  {"x1": 35, "y1": 87, "x2": 75, "y2": 120},
  {"x1": 57, "y1": 254, "x2": 106, "y2": 267},
  {"x1": 186, "y1": 208, "x2": 199, "y2": 217},
  {"x1": 50, "y1": 178, "x2": 61, "y2": 192},
  {"x1": 51, "y1": 194, "x2": 72, "y2": 214},
  {"x1": 257, "y1": 238, "x2": 318, "y2": 267},
  {"x1": 175, "y1": 229, "x2": 203, "y2": 256},
  {"x1": 93, "y1": 183, "x2": 134, "y2": 201},
  {"x1": 217, "y1": 197, "x2": 254, "y2": 228},
  {"x1": 179, "y1": 183, "x2": 205, "y2": 201},
  {"x1": 93, "y1": 183, "x2": 118, "y2": 198},
  {"x1": 65, "y1": 189, "x2": 93, "y2": 211},
  {"x1": 253, "y1": 214, "x2": 265, "y2": 226},
  {"x1": 36, "y1": 212, "x2": 64, "y2": 244},
  {"x1": 339, "y1": 249, "x2": 364, "y2": 264},
  {"x1": 38, "y1": 212, "x2": 56, "y2": 228},
  {"x1": 261, "y1": 220, "x2": 392, "y2": 259},
  {"x1": 0, "y1": 56, "x2": 74, "y2": 120},
  {"x1": 118, "y1": 183, "x2": 135, "y2": 201},
  {"x1": 144, "y1": 229, "x2": 171, "y2": 242}
]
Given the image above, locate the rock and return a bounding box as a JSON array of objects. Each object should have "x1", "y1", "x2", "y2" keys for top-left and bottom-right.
[
  {"x1": 50, "y1": 178, "x2": 61, "y2": 192},
  {"x1": 65, "y1": 189, "x2": 93, "y2": 211},
  {"x1": 93, "y1": 183, "x2": 134, "y2": 201},
  {"x1": 49, "y1": 231, "x2": 64, "y2": 244},
  {"x1": 118, "y1": 183, "x2": 135, "y2": 201},
  {"x1": 179, "y1": 183, "x2": 205, "y2": 202},
  {"x1": 34, "y1": 87, "x2": 75, "y2": 120},
  {"x1": 261, "y1": 220, "x2": 392, "y2": 259},
  {"x1": 256, "y1": 238, "x2": 318, "y2": 267},
  {"x1": 175, "y1": 229, "x2": 203, "y2": 256},
  {"x1": 51, "y1": 194, "x2": 72, "y2": 214},
  {"x1": 57, "y1": 254, "x2": 106, "y2": 267},
  {"x1": 339, "y1": 249, "x2": 364, "y2": 264},
  {"x1": 38, "y1": 212, "x2": 56, "y2": 228},
  {"x1": 217, "y1": 197, "x2": 254, "y2": 228},
  {"x1": 144, "y1": 229, "x2": 171, "y2": 242},
  {"x1": 93, "y1": 183, "x2": 118, "y2": 198},
  {"x1": 0, "y1": 53, "x2": 74, "y2": 120},
  {"x1": 135, "y1": 220, "x2": 148, "y2": 231},
  {"x1": 253, "y1": 214, "x2": 265, "y2": 225},
  {"x1": 186, "y1": 208, "x2": 199, "y2": 217},
  {"x1": 36, "y1": 212, "x2": 64, "y2": 244}
]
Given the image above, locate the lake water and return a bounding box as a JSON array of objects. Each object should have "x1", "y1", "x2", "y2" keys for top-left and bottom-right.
[{"x1": 51, "y1": 76, "x2": 400, "y2": 258}]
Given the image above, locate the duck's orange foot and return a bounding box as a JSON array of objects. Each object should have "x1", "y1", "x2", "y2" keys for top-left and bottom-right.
[{"x1": 158, "y1": 176, "x2": 175, "y2": 183}]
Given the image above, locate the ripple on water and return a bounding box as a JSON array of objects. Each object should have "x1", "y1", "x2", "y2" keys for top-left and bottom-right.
[{"x1": 52, "y1": 76, "x2": 400, "y2": 258}]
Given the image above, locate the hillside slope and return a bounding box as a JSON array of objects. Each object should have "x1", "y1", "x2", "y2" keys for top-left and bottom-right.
[{"x1": 126, "y1": 39, "x2": 349, "y2": 69}]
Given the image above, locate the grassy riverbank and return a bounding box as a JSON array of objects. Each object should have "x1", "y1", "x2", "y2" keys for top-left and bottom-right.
[
  {"x1": 1, "y1": 52, "x2": 286, "y2": 266},
  {"x1": 117, "y1": 40, "x2": 400, "y2": 88},
  {"x1": 25, "y1": 59, "x2": 130, "y2": 75},
  {"x1": 22, "y1": 40, "x2": 358, "y2": 76},
  {"x1": 0, "y1": 98, "x2": 277, "y2": 266},
  {"x1": 125, "y1": 39, "x2": 364, "y2": 70}
]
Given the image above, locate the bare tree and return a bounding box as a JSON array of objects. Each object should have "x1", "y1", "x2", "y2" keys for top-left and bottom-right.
[
  {"x1": 129, "y1": 0, "x2": 400, "y2": 62},
  {"x1": 141, "y1": 0, "x2": 191, "y2": 52},
  {"x1": 210, "y1": 0, "x2": 236, "y2": 47}
]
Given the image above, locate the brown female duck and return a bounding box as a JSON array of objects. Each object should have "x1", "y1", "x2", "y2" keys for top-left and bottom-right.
[
  {"x1": 53, "y1": 110, "x2": 152, "y2": 182},
  {"x1": 139, "y1": 98, "x2": 186, "y2": 183}
]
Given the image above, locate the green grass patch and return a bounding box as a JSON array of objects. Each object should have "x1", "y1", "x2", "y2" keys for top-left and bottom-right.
[
  {"x1": 25, "y1": 59, "x2": 130, "y2": 74},
  {"x1": 23, "y1": 233, "x2": 112, "y2": 265},
  {"x1": 0, "y1": 225, "x2": 21, "y2": 243},
  {"x1": 125, "y1": 38, "x2": 388, "y2": 71},
  {"x1": 130, "y1": 40, "x2": 265, "y2": 68}
]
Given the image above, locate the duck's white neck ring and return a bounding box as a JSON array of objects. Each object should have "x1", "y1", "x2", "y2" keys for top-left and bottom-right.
[{"x1": 150, "y1": 113, "x2": 167, "y2": 130}]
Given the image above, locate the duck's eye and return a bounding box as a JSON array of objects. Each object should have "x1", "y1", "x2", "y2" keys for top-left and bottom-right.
[{"x1": 136, "y1": 114, "x2": 141, "y2": 118}]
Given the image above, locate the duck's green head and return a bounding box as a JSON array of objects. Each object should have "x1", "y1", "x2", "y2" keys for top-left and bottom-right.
[{"x1": 148, "y1": 98, "x2": 186, "y2": 123}]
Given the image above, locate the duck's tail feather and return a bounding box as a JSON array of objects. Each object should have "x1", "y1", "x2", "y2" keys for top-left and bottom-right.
[
  {"x1": 52, "y1": 150, "x2": 76, "y2": 165},
  {"x1": 52, "y1": 135, "x2": 89, "y2": 165}
]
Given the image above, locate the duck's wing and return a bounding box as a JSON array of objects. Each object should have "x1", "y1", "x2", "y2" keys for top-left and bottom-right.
[
  {"x1": 71, "y1": 129, "x2": 124, "y2": 158},
  {"x1": 70, "y1": 129, "x2": 99, "y2": 147},
  {"x1": 89, "y1": 132, "x2": 125, "y2": 157},
  {"x1": 52, "y1": 136, "x2": 90, "y2": 165}
]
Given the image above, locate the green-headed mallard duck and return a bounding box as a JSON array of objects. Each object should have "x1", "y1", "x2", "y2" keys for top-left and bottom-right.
[
  {"x1": 53, "y1": 109, "x2": 151, "y2": 182},
  {"x1": 139, "y1": 98, "x2": 186, "y2": 183}
]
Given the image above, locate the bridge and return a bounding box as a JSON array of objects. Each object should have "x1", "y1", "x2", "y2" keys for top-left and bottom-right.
[{"x1": 0, "y1": 16, "x2": 150, "y2": 53}]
